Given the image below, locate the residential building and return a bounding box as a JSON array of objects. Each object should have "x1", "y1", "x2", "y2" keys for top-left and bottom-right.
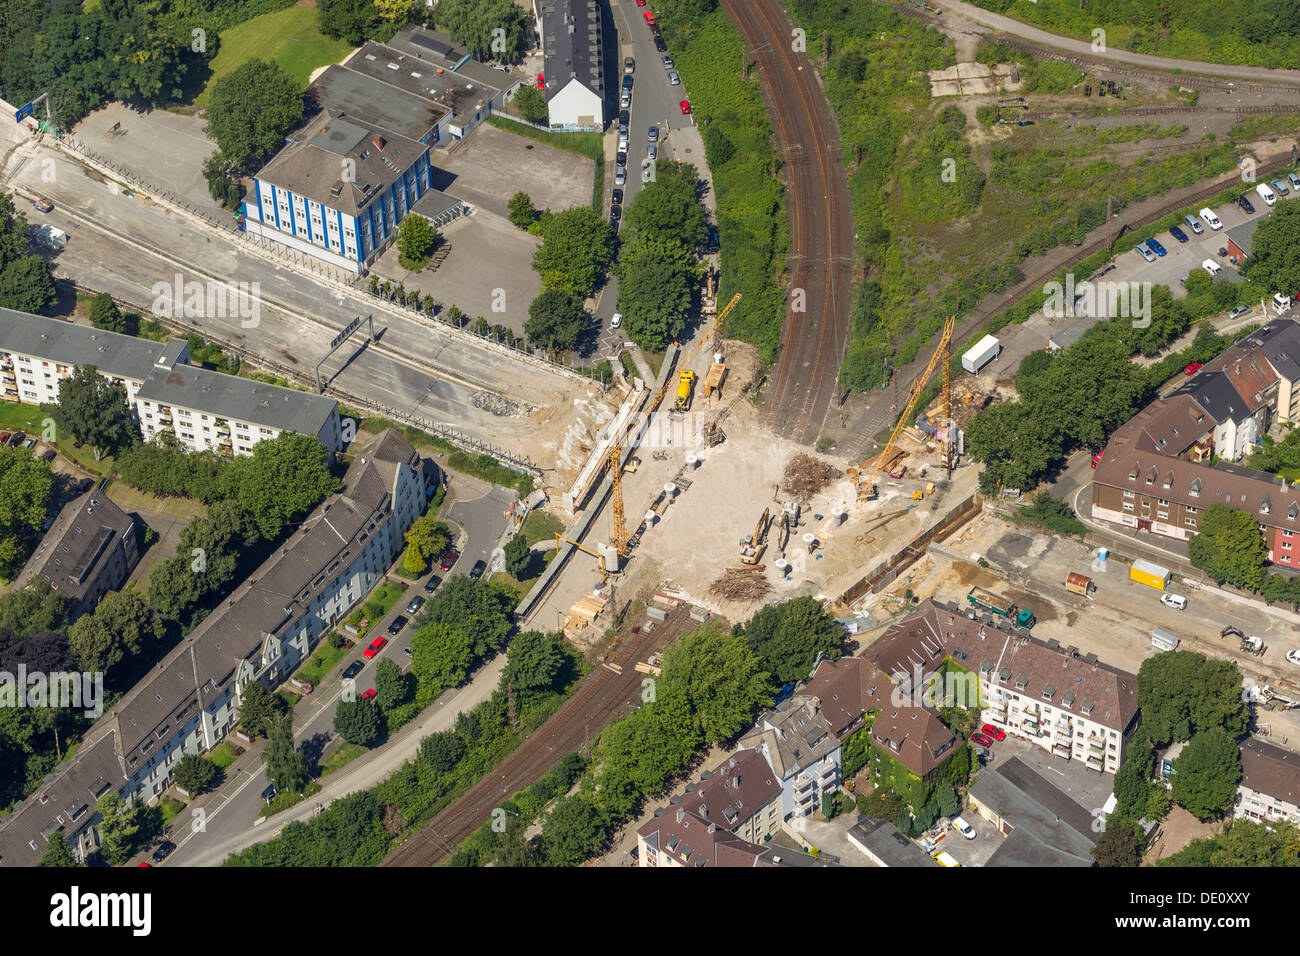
[
  {"x1": 0, "y1": 430, "x2": 423, "y2": 866},
  {"x1": 1234, "y1": 737, "x2": 1300, "y2": 826},
  {"x1": 0, "y1": 311, "x2": 341, "y2": 458},
  {"x1": 1225, "y1": 218, "x2": 1259, "y2": 265},
  {"x1": 13, "y1": 492, "x2": 138, "y2": 622},
  {"x1": 0, "y1": 307, "x2": 188, "y2": 407},
  {"x1": 966, "y1": 757, "x2": 1098, "y2": 866},
  {"x1": 1169, "y1": 358, "x2": 1273, "y2": 461},
  {"x1": 738, "y1": 696, "x2": 841, "y2": 820},
  {"x1": 535, "y1": 0, "x2": 605, "y2": 129},
  {"x1": 1240, "y1": 319, "x2": 1300, "y2": 424},
  {"x1": 846, "y1": 817, "x2": 938, "y2": 867},
  {"x1": 636, "y1": 806, "x2": 772, "y2": 868}
]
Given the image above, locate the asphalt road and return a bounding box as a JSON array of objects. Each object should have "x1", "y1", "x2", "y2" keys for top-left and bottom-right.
[
  {"x1": 723, "y1": 0, "x2": 855, "y2": 447},
  {"x1": 157, "y1": 480, "x2": 514, "y2": 867}
]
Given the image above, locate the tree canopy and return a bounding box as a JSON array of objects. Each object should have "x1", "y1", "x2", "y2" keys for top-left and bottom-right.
[
  {"x1": 624, "y1": 162, "x2": 708, "y2": 250},
  {"x1": 658, "y1": 620, "x2": 771, "y2": 743},
  {"x1": 1158, "y1": 819, "x2": 1300, "y2": 867},
  {"x1": 0, "y1": 446, "x2": 53, "y2": 578},
  {"x1": 1187, "y1": 504, "x2": 1269, "y2": 591},
  {"x1": 1136, "y1": 651, "x2": 1249, "y2": 746},
  {"x1": 525, "y1": 288, "x2": 588, "y2": 352},
  {"x1": 614, "y1": 234, "x2": 698, "y2": 351},
  {"x1": 45, "y1": 366, "x2": 138, "y2": 461},
  {"x1": 66, "y1": 591, "x2": 162, "y2": 683},
  {"x1": 205, "y1": 58, "x2": 304, "y2": 170},
  {"x1": 531, "y1": 207, "x2": 616, "y2": 297},
  {"x1": 1170, "y1": 727, "x2": 1243, "y2": 820},
  {"x1": 432, "y1": 0, "x2": 529, "y2": 61},
  {"x1": 732, "y1": 596, "x2": 844, "y2": 685},
  {"x1": 397, "y1": 214, "x2": 438, "y2": 270},
  {"x1": 1242, "y1": 202, "x2": 1300, "y2": 297}
]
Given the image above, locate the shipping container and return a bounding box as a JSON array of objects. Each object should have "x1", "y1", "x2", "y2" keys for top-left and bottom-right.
[
  {"x1": 1065, "y1": 572, "x2": 1093, "y2": 596},
  {"x1": 1129, "y1": 558, "x2": 1170, "y2": 591},
  {"x1": 962, "y1": 334, "x2": 1001, "y2": 374},
  {"x1": 1150, "y1": 627, "x2": 1179, "y2": 651}
]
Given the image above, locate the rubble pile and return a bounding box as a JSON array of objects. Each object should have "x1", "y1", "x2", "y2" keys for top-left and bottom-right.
[
  {"x1": 471, "y1": 390, "x2": 532, "y2": 417},
  {"x1": 709, "y1": 567, "x2": 773, "y2": 602},
  {"x1": 781, "y1": 453, "x2": 840, "y2": 498}
]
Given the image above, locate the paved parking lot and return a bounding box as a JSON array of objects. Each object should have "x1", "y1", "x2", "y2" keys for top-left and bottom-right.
[{"x1": 431, "y1": 123, "x2": 593, "y2": 218}]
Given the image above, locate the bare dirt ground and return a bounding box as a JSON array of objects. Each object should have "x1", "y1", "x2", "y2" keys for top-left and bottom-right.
[{"x1": 1145, "y1": 806, "x2": 1220, "y2": 863}]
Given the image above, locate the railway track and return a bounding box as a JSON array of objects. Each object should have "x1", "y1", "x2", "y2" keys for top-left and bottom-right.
[
  {"x1": 722, "y1": 0, "x2": 854, "y2": 446},
  {"x1": 382, "y1": 606, "x2": 692, "y2": 866},
  {"x1": 1022, "y1": 103, "x2": 1300, "y2": 121}
]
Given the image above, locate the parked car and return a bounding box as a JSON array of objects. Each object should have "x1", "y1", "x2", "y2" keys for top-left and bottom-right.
[
  {"x1": 423, "y1": 573, "x2": 442, "y2": 593},
  {"x1": 536, "y1": 72, "x2": 545, "y2": 89},
  {"x1": 646, "y1": 143, "x2": 657, "y2": 160},
  {"x1": 363, "y1": 636, "x2": 389, "y2": 659},
  {"x1": 619, "y1": 109, "x2": 630, "y2": 127},
  {"x1": 1184, "y1": 213, "x2": 1204, "y2": 235},
  {"x1": 406, "y1": 595, "x2": 425, "y2": 615},
  {"x1": 469, "y1": 559, "x2": 486, "y2": 580},
  {"x1": 662, "y1": 54, "x2": 674, "y2": 69},
  {"x1": 648, "y1": 124, "x2": 659, "y2": 143},
  {"x1": 643, "y1": 10, "x2": 655, "y2": 23},
  {"x1": 1272, "y1": 178, "x2": 1290, "y2": 196},
  {"x1": 1289, "y1": 172, "x2": 1300, "y2": 191},
  {"x1": 615, "y1": 166, "x2": 627, "y2": 186},
  {"x1": 1199, "y1": 207, "x2": 1223, "y2": 230},
  {"x1": 1286, "y1": 649, "x2": 1300, "y2": 665},
  {"x1": 971, "y1": 732, "x2": 995, "y2": 748},
  {"x1": 1184, "y1": 361, "x2": 1203, "y2": 375},
  {"x1": 981, "y1": 724, "x2": 1006, "y2": 741},
  {"x1": 679, "y1": 99, "x2": 692, "y2": 114},
  {"x1": 261, "y1": 784, "x2": 277, "y2": 803},
  {"x1": 404, "y1": 645, "x2": 413, "y2": 657},
  {"x1": 1169, "y1": 225, "x2": 1188, "y2": 243},
  {"x1": 620, "y1": 90, "x2": 631, "y2": 109},
  {"x1": 1203, "y1": 258, "x2": 1223, "y2": 276},
  {"x1": 1091, "y1": 450, "x2": 1103, "y2": 469},
  {"x1": 1160, "y1": 592, "x2": 1187, "y2": 609},
  {"x1": 610, "y1": 204, "x2": 622, "y2": 223},
  {"x1": 20, "y1": 437, "x2": 34, "y2": 449},
  {"x1": 386, "y1": 616, "x2": 408, "y2": 637},
  {"x1": 8, "y1": 431, "x2": 25, "y2": 447},
  {"x1": 151, "y1": 841, "x2": 175, "y2": 863},
  {"x1": 668, "y1": 70, "x2": 680, "y2": 85},
  {"x1": 360, "y1": 688, "x2": 376, "y2": 702},
  {"x1": 439, "y1": 550, "x2": 459, "y2": 571},
  {"x1": 611, "y1": 188, "x2": 623, "y2": 205},
  {"x1": 621, "y1": 74, "x2": 633, "y2": 91},
  {"x1": 32, "y1": 196, "x2": 53, "y2": 213},
  {"x1": 951, "y1": 817, "x2": 976, "y2": 840},
  {"x1": 342, "y1": 660, "x2": 364, "y2": 681},
  {"x1": 1227, "y1": 305, "x2": 1251, "y2": 320},
  {"x1": 1146, "y1": 237, "x2": 1167, "y2": 257},
  {"x1": 616, "y1": 149, "x2": 627, "y2": 167},
  {"x1": 1238, "y1": 193, "x2": 1256, "y2": 214},
  {"x1": 624, "y1": 57, "x2": 635, "y2": 74},
  {"x1": 654, "y1": 35, "x2": 667, "y2": 52},
  {"x1": 1135, "y1": 242, "x2": 1156, "y2": 263}
]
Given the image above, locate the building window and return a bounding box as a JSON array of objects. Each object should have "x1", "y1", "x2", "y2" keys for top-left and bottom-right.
[{"x1": 1123, "y1": 503, "x2": 1134, "y2": 512}]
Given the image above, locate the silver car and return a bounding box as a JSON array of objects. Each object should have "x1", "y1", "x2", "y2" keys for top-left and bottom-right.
[
  {"x1": 647, "y1": 143, "x2": 657, "y2": 160},
  {"x1": 1271, "y1": 178, "x2": 1290, "y2": 196},
  {"x1": 668, "y1": 70, "x2": 680, "y2": 86},
  {"x1": 1183, "y1": 213, "x2": 1204, "y2": 235},
  {"x1": 1289, "y1": 172, "x2": 1300, "y2": 190},
  {"x1": 1135, "y1": 241, "x2": 1156, "y2": 263}
]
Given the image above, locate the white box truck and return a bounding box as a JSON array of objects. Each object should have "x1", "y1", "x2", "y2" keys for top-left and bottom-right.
[
  {"x1": 962, "y1": 334, "x2": 1001, "y2": 374},
  {"x1": 34, "y1": 224, "x2": 67, "y2": 251}
]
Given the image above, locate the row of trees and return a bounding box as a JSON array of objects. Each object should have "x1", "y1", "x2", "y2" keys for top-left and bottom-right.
[
  {"x1": 0, "y1": 193, "x2": 57, "y2": 316},
  {"x1": 1185, "y1": 503, "x2": 1300, "y2": 611}
]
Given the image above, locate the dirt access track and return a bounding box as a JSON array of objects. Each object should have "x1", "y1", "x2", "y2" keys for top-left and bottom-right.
[{"x1": 723, "y1": 0, "x2": 855, "y2": 448}]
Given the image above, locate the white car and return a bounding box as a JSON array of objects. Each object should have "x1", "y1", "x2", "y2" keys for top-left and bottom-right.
[
  {"x1": 610, "y1": 313, "x2": 622, "y2": 329},
  {"x1": 1200, "y1": 207, "x2": 1223, "y2": 230},
  {"x1": 1287, "y1": 649, "x2": 1300, "y2": 665},
  {"x1": 1274, "y1": 293, "x2": 1292, "y2": 312},
  {"x1": 1160, "y1": 593, "x2": 1187, "y2": 609},
  {"x1": 952, "y1": 816, "x2": 976, "y2": 840},
  {"x1": 1202, "y1": 258, "x2": 1223, "y2": 277}
]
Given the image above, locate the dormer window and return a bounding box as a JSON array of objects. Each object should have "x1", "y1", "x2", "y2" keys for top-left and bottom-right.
[
  {"x1": 1190, "y1": 477, "x2": 1202, "y2": 498},
  {"x1": 1262, "y1": 496, "x2": 1272, "y2": 515},
  {"x1": 1128, "y1": 463, "x2": 1139, "y2": 481},
  {"x1": 1289, "y1": 502, "x2": 1298, "y2": 521}
]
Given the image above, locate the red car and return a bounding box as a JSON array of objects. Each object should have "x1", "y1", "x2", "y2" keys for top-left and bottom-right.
[
  {"x1": 679, "y1": 99, "x2": 691, "y2": 114},
  {"x1": 636, "y1": 0, "x2": 647, "y2": 4},
  {"x1": 363, "y1": 636, "x2": 388, "y2": 660},
  {"x1": 360, "y1": 688, "x2": 376, "y2": 702},
  {"x1": 536, "y1": 72, "x2": 545, "y2": 89},
  {"x1": 981, "y1": 724, "x2": 1006, "y2": 741},
  {"x1": 439, "y1": 549, "x2": 459, "y2": 571},
  {"x1": 1184, "y1": 361, "x2": 1203, "y2": 375},
  {"x1": 643, "y1": 10, "x2": 655, "y2": 22},
  {"x1": 1091, "y1": 451, "x2": 1103, "y2": 469},
  {"x1": 971, "y1": 732, "x2": 995, "y2": 748}
]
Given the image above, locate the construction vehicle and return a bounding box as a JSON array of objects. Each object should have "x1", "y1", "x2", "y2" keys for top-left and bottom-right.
[
  {"x1": 849, "y1": 315, "x2": 956, "y2": 499},
  {"x1": 674, "y1": 370, "x2": 697, "y2": 411},
  {"x1": 739, "y1": 508, "x2": 772, "y2": 565},
  {"x1": 966, "y1": 586, "x2": 1035, "y2": 628},
  {"x1": 777, "y1": 511, "x2": 790, "y2": 552},
  {"x1": 702, "y1": 422, "x2": 725, "y2": 447},
  {"x1": 702, "y1": 352, "x2": 727, "y2": 398}
]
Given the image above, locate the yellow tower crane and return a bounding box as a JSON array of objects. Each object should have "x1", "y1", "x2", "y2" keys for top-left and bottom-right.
[
  {"x1": 851, "y1": 315, "x2": 955, "y2": 501},
  {"x1": 608, "y1": 293, "x2": 743, "y2": 558}
]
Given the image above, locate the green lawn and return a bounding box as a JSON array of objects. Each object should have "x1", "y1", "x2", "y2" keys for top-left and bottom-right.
[
  {"x1": 293, "y1": 636, "x2": 347, "y2": 686},
  {"x1": 321, "y1": 742, "x2": 368, "y2": 777},
  {"x1": 346, "y1": 580, "x2": 407, "y2": 637},
  {"x1": 0, "y1": 400, "x2": 47, "y2": 433},
  {"x1": 160, "y1": 798, "x2": 186, "y2": 826},
  {"x1": 195, "y1": 4, "x2": 354, "y2": 107},
  {"x1": 209, "y1": 742, "x2": 243, "y2": 772},
  {"x1": 519, "y1": 509, "x2": 564, "y2": 548}
]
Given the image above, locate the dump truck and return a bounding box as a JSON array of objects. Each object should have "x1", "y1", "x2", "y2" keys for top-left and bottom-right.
[
  {"x1": 674, "y1": 370, "x2": 697, "y2": 411},
  {"x1": 1129, "y1": 558, "x2": 1170, "y2": 591},
  {"x1": 966, "y1": 586, "x2": 1035, "y2": 628},
  {"x1": 1064, "y1": 572, "x2": 1094, "y2": 596},
  {"x1": 702, "y1": 353, "x2": 727, "y2": 398}
]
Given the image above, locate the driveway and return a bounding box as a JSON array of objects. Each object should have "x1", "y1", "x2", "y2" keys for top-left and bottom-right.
[{"x1": 430, "y1": 123, "x2": 592, "y2": 219}]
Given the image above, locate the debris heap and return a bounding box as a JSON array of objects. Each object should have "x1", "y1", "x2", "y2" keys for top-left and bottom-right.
[
  {"x1": 781, "y1": 453, "x2": 840, "y2": 498},
  {"x1": 709, "y1": 567, "x2": 773, "y2": 602}
]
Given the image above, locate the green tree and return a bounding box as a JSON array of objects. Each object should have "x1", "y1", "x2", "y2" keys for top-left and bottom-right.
[
  {"x1": 1092, "y1": 819, "x2": 1142, "y2": 867},
  {"x1": 624, "y1": 162, "x2": 707, "y2": 250},
  {"x1": 503, "y1": 629, "x2": 565, "y2": 698},
  {"x1": 531, "y1": 206, "x2": 615, "y2": 297},
  {"x1": 397, "y1": 214, "x2": 438, "y2": 270},
  {"x1": 541, "y1": 795, "x2": 607, "y2": 866},
  {"x1": 503, "y1": 532, "x2": 534, "y2": 580},
  {"x1": 659, "y1": 621, "x2": 771, "y2": 743},
  {"x1": 0, "y1": 255, "x2": 57, "y2": 314},
  {"x1": 432, "y1": 0, "x2": 528, "y2": 61},
  {"x1": 95, "y1": 793, "x2": 161, "y2": 866},
  {"x1": 237, "y1": 682, "x2": 286, "y2": 739},
  {"x1": 1113, "y1": 733, "x2": 1156, "y2": 819},
  {"x1": 1158, "y1": 819, "x2": 1300, "y2": 867},
  {"x1": 525, "y1": 288, "x2": 588, "y2": 351},
  {"x1": 1137, "y1": 651, "x2": 1249, "y2": 746},
  {"x1": 173, "y1": 754, "x2": 219, "y2": 795},
  {"x1": 205, "y1": 59, "x2": 304, "y2": 170},
  {"x1": 374, "y1": 657, "x2": 412, "y2": 712},
  {"x1": 202, "y1": 151, "x2": 243, "y2": 210},
  {"x1": 1170, "y1": 727, "x2": 1243, "y2": 820},
  {"x1": 1242, "y1": 202, "x2": 1300, "y2": 297},
  {"x1": 857, "y1": 788, "x2": 904, "y2": 821},
  {"x1": 512, "y1": 85, "x2": 548, "y2": 124},
  {"x1": 402, "y1": 514, "x2": 452, "y2": 576},
  {"x1": 263, "y1": 714, "x2": 309, "y2": 792},
  {"x1": 417, "y1": 576, "x2": 514, "y2": 658},
  {"x1": 66, "y1": 591, "x2": 161, "y2": 679},
  {"x1": 732, "y1": 596, "x2": 844, "y2": 685},
  {"x1": 419, "y1": 729, "x2": 466, "y2": 774},
  {"x1": 318, "y1": 0, "x2": 387, "y2": 44},
  {"x1": 334, "y1": 697, "x2": 384, "y2": 747},
  {"x1": 225, "y1": 433, "x2": 340, "y2": 539},
  {"x1": 614, "y1": 234, "x2": 698, "y2": 351},
  {"x1": 1188, "y1": 504, "x2": 1269, "y2": 591},
  {"x1": 0, "y1": 448, "x2": 54, "y2": 577},
  {"x1": 410, "y1": 621, "x2": 473, "y2": 695},
  {"x1": 508, "y1": 191, "x2": 536, "y2": 228},
  {"x1": 45, "y1": 365, "x2": 138, "y2": 461},
  {"x1": 39, "y1": 832, "x2": 78, "y2": 867},
  {"x1": 87, "y1": 292, "x2": 125, "y2": 333},
  {"x1": 0, "y1": 578, "x2": 64, "y2": 638}
]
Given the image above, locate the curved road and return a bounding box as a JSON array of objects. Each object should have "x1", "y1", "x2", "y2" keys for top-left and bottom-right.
[
  {"x1": 722, "y1": 0, "x2": 855, "y2": 447},
  {"x1": 930, "y1": 0, "x2": 1300, "y2": 86}
]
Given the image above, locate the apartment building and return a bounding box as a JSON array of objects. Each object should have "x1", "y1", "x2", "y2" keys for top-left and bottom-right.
[
  {"x1": 738, "y1": 697, "x2": 841, "y2": 820},
  {"x1": 0, "y1": 311, "x2": 341, "y2": 458},
  {"x1": 0, "y1": 430, "x2": 423, "y2": 866},
  {"x1": 0, "y1": 307, "x2": 189, "y2": 407},
  {"x1": 535, "y1": 0, "x2": 605, "y2": 129},
  {"x1": 13, "y1": 492, "x2": 138, "y2": 623},
  {"x1": 1240, "y1": 319, "x2": 1300, "y2": 424},
  {"x1": 1234, "y1": 737, "x2": 1300, "y2": 827}
]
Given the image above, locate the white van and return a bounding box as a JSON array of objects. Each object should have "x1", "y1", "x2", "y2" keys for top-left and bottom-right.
[
  {"x1": 1256, "y1": 182, "x2": 1277, "y2": 206},
  {"x1": 1203, "y1": 258, "x2": 1223, "y2": 276},
  {"x1": 1200, "y1": 207, "x2": 1223, "y2": 230},
  {"x1": 952, "y1": 816, "x2": 977, "y2": 840}
]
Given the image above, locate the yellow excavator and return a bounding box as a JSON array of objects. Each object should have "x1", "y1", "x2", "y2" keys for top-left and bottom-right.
[{"x1": 739, "y1": 508, "x2": 772, "y2": 565}]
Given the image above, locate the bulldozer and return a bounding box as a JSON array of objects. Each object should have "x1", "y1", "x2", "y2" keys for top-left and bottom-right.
[{"x1": 739, "y1": 508, "x2": 772, "y2": 566}]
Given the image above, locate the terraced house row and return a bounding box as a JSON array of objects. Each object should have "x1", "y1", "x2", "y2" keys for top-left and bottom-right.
[
  {"x1": 0, "y1": 309, "x2": 342, "y2": 458},
  {"x1": 0, "y1": 430, "x2": 424, "y2": 866},
  {"x1": 1091, "y1": 317, "x2": 1300, "y2": 568}
]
